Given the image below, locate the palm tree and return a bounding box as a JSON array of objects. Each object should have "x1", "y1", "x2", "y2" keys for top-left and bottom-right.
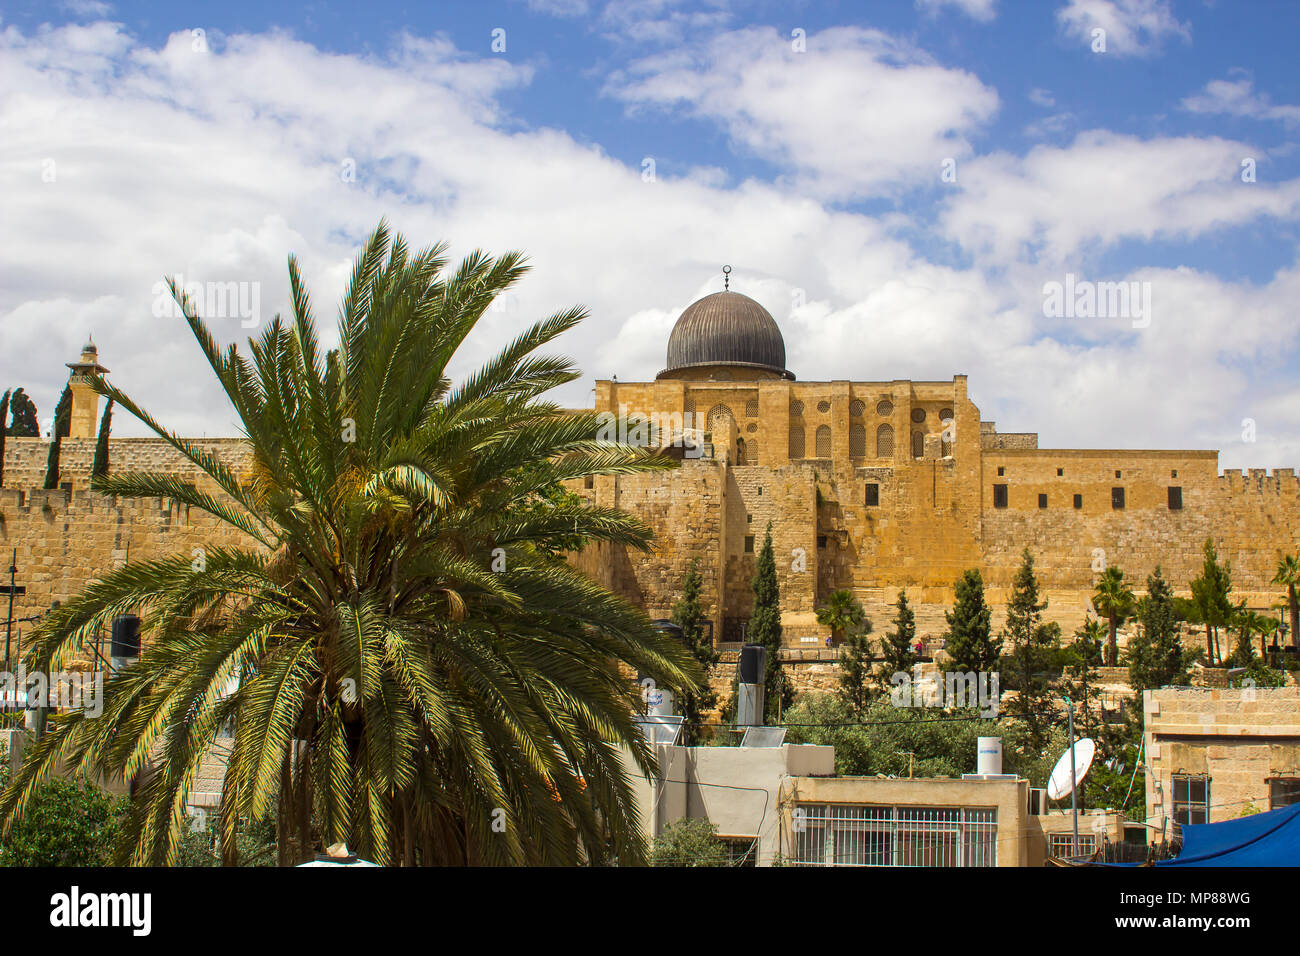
[
  {"x1": 0, "y1": 222, "x2": 701, "y2": 866},
  {"x1": 1272, "y1": 554, "x2": 1300, "y2": 650},
  {"x1": 815, "y1": 588, "x2": 866, "y2": 645},
  {"x1": 1091, "y1": 566, "x2": 1136, "y2": 666}
]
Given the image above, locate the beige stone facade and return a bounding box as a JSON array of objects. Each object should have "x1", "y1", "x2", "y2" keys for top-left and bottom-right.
[{"x1": 1143, "y1": 686, "x2": 1300, "y2": 830}]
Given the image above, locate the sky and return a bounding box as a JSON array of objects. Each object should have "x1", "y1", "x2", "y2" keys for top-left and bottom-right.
[{"x1": 1, "y1": 0, "x2": 1299, "y2": 470}]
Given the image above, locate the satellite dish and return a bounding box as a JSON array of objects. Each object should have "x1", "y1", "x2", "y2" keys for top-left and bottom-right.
[{"x1": 1047, "y1": 738, "x2": 1095, "y2": 801}]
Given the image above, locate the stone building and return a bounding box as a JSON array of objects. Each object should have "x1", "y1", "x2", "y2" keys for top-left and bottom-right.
[
  {"x1": 4, "y1": 282, "x2": 1300, "y2": 657},
  {"x1": 570, "y1": 284, "x2": 1300, "y2": 649},
  {"x1": 1143, "y1": 686, "x2": 1300, "y2": 830}
]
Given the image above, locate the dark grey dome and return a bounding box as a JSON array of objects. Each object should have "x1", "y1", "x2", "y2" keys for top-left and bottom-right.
[{"x1": 659, "y1": 291, "x2": 793, "y2": 379}]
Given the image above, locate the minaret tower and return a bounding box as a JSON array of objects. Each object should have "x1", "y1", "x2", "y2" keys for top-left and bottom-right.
[{"x1": 65, "y1": 336, "x2": 109, "y2": 439}]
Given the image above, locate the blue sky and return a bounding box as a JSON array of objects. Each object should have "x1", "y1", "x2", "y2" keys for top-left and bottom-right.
[{"x1": 2, "y1": 0, "x2": 1299, "y2": 468}]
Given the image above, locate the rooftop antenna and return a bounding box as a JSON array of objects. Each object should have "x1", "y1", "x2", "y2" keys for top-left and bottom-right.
[{"x1": 722, "y1": 264, "x2": 731, "y2": 291}]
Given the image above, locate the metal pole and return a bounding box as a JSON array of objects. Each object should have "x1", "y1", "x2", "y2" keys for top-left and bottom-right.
[
  {"x1": 4, "y1": 548, "x2": 15, "y2": 673},
  {"x1": 1068, "y1": 696, "x2": 1079, "y2": 858}
]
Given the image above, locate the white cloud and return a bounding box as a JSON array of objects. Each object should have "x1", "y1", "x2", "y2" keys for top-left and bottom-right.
[
  {"x1": 916, "y1": 0, "x2": 997, "y2": 22},
  {"x1": 606, "y1": 26, "x2": 999, "y2": 199},
  {"x1": 1182, "y1": 73, "x2": 1300, "y2": 127},
  {"x1": 0, "y1": 20, "x2": 1298, "y2": 474},
  {"x1": 940, "y1": 131, "x2": 1300, "y2": 264},
  {"x1": 1056, "y1": 0, "x2": 1190, "y2": 55}
]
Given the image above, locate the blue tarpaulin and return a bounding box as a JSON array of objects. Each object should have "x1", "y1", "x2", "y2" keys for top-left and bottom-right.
[{"x1": 1153, "y1": 803, "x2": 1300, "y2": 867}]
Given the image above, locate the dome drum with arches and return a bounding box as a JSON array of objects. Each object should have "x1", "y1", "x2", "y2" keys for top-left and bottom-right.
[{"x1": 657, "y1": 271, "x2": 794, "y2": 381}]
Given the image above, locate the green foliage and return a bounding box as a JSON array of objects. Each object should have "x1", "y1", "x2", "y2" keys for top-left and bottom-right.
[
  {"x1": 0, "y1": 767, "x2": 124, "y2": 866},
  {"x1": 91, "y1": 399, "x2": 113, "y2": 480},
  {"x1": 1091, "y1": 566, "x2": 1136, "y2": 666},
  {"x1": 1128, "y1": 567, "x2": 1190, "y2": 691},
  {"x1": 877, "y1": 590, "x2": 916, "y2": 696},
  {"x1": 816, "y1": 588, "x2": 865, "y2": 643},
  {"x1": 785, "y1": 695, "x2": 1058, "y2": 781},
  {"x1": 1271, "y1": 554, "x2": 1300, "y2": 649},
  {"x1": 0, "y1": 222, "x2": 703, "y2": 867},
  {"x1": 0, "y1": 389, "x2": 7, "y2": 487},
  {"x1": 943, "y1": 569, "x2": 1000, "y2": 671},
  {"x1": 999, "y1": 548, "x2": 1061, "y2": 751},
  {"x1": 650, "y1": 816, "x2": 730, "y2": 867},
  {"x1": 749, "y1": 523, "x2": 790, "y2": 722},
  {"x1": 4, "y1": 388, "x2": 39, "y2": 438},
  {"x1": 1062, "y1": 618, "x2": 1104, "y2": 739},
  {"x1": 42, "y1": 385, "x2": 72, "y2": 490},
  {"x1": 672, "y1": 559, "x2": 718, "y2": 744},
  {"x1": 1190, "y1": 539, "x2": 1234, "y2": 665},
  {"x1": 174, "y1": 812, "x2": 277, "y2": 867}
]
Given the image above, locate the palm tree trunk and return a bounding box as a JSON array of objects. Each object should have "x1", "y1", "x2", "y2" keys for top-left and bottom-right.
[
  {"x1": 277, "y1": 745, "x2": 294, "y2": 867},
  {"x1": 1290, "y1": 585, "x2": 1299, "y2": 650},
  {"x1": 1108, "y1": 616, "x2": 1119, "y2": 666}
]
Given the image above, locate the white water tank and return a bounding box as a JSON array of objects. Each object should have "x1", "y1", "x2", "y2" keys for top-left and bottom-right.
[{"x1": 977, "y1": 736, "x2": 1003, "y2": 775}]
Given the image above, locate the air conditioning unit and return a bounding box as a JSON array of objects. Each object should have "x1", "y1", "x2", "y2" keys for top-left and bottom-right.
[{"x1": 1028, "y1": 788, "x2": 1048, "y2": 816}]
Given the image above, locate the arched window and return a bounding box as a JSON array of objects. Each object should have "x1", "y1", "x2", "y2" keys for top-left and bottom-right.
[
  {"x1": 789, "y1": 426, "x2": 805, "y2": 459},
  {"x1": 876, "y1": 423, "x2": 894, "y2": 457},
  {"x1": 849, "y1": 423, "x2": 866, "y2": 457},
  {"x1": 747, "y1": 439, "x2": 758, "y2": 465},
  {"x1": 815, "y1": 425, "x2": 831, "y2": 458},
  {"x1": 707, "y1": 404, "x2": 734, "y2": 437},
  {"x1": 745, "y1": 398, "x2": 759, "y2": 418},
  {"x1": 736, "y1": 437, "x2": 746, "y2": 464},
  {"x1": 877, "y1": 400, "x2": 894, "y2": 417},
  {"x1": 790, "y1": 400, "x2": 805, "y2": 417},
  {"x1": 912, "y1": 430, "x2": 925, "y2": 458},
  {"x1": 850, "y1": 399, "x2": 866, "y2": 417}
]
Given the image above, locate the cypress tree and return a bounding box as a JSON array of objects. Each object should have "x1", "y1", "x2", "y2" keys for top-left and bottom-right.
[
  {"x1": 671, "y1": 558, "x2": 718, "y2": 744},
  {"x1": 91, "y1": 399, "x2": 113, "y2": 481},
  {"x1": 748, "y1": 523, "x2": 790, "y2": 722},
  {"x1": 1190, "y1": 539, "x2": 1233, "y2": 666},
  {"x1": 5, "y1": 388, "x2": 39, "y2": 438},
  {"x1": 876, "y1": 589, "x2": 917, "y2": 696},
  {"x1": 0, "y1": 389, "x2": 9, "y2": 487},
  {"x1": 1002, "y1": 548, "x2": 1061, "y2": 750},
  {"x1": 42, "y1": 385, "x2": 72, "y2": 490},
  {"x1": 943, "y1": 569, "x2": 1000, "y2": 671},
  {"x1": 1128, "y1": 567, "x2": 1188, "y2": 691}
]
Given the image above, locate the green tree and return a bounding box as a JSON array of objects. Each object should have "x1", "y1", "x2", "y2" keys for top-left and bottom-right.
[
  {"x1": 0, "y1": 389, "x2": 8, "y2": 487},
  {"x1": 943, "y1": 569, "x2": 1000, "y2": 672},
  {"x1": 650, "y1": 817, "x2": 730, "y2": 867},
  {"x1": 1000, "y1": 548, "x2": 1061, "y2": 751},
  {"x1": 1128, "y1": 567, "x2": 1189, "y2": 692},
  {"x1": 1091, "y1": 565, "x2": 1136, "y2": 666},
  {"x1": 174, "y1": 812, "x2": 277, "y2": 867},
  {"x1": 42, "y1": 384, "x2": 72, "y2": 490},
  {"x1": 748, "y1": 523, "x2": 790, "y2": 722},
  {"x1": 1190, "y1": 538, "x2": 1233, "y2": 666},
  {"x1": 91, "y1": 399, "x2": 114, "y2": 480},
  {"x1": 1062, "y1": 617, "x2": 1104, "y2": 739},
  {"x1": 1272, "y1": 554, "x2": 1300, "y2": 650},
  {"x1": 0, "y1": 222, "x2": 702, "y2": 866},
  {"x1": 5, "y1": 388, "x2": 39, "y2": 437},
  {"x1": 0, "y1": 768, "x2": 124, "y2": 867},
  {"x1": 671, "y1": 558, "x2": 718, "y2": 744},
  {"x1": 877, "y1": 590, "x2": 916, "y2": 695},
  {"x1": 816, "y1": 588, "x2": 865, "y2": 644}
]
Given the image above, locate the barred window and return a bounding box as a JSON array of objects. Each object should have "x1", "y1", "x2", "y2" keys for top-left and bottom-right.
[
  {"x1": 1173, "y1": 774, "x2": 1210, "y2": 825},
  {"x1": 747, "y1": 440, "x2": 758, "y2": 465},
  {"x1": 876, "y1": 423, "x2": 894, "y2": 457},
  {"x1": 849, "y1": 423, "x2": 866, "y2": 457},
  {"x1": 745, "y1": 398, "x2": 759, "y2": 418},
  {"x1": 789, "y1": 426, "x2": 805, "y2": 459},
  {"x1": 912, "y1": 430, "x2": 924, "y2": 458},
  {"x1": 1049, "y1": 833, "x2": 1097, "y2": 858},
  {"x1": 792, "y1": 805, "x2": 997, "y2": 867},
  {"x1": 746, "y1": 422, "x2": 757, "y2": 433},
  {"x1": 815, "y1": 424, "x2": 831, "y2": 458},
  {"x1": 877, "y1": 400, "x2": 894, "y2": 416},
  {"x1": 850, "y1": 399, "x2": 866, "y2": 417},
  {"x1": 790, "y1": 400, "x2": 804, "y2": 417},
  {"x1": 817, "y1": 400, "x2": 831, "y2": 414},
  {"x1": 939, "y1": 408, "x2": 954, "y2": 422}
]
